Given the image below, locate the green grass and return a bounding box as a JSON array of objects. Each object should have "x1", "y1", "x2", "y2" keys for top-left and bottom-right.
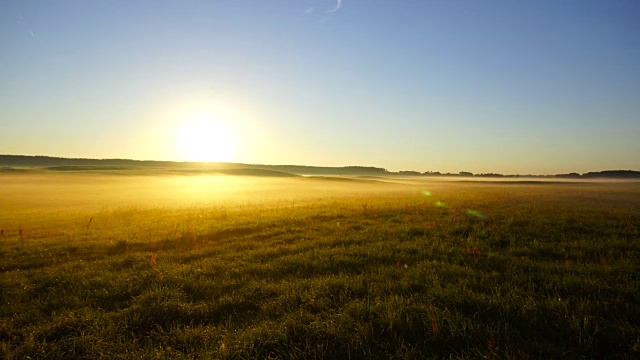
[{"x1": 0, "y1": 174, "x2": 639, "y2": 359}]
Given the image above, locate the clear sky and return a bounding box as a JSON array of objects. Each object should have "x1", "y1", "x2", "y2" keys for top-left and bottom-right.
[{"x1": 1, "y1": 0, "x2": 639, "y2": 174}]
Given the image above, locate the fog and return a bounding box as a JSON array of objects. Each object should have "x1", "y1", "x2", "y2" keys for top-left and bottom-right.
[{"x1": 0, "y1": 173, "x2": 413, "y2": 213}]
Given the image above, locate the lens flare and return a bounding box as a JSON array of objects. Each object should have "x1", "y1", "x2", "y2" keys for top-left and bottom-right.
[
  {"x1": 422, "y1": 190, "x2": 432, "y2": 196},
  {"x1": 435, "y1": 201, "x2": 447, "y2": 207},
  {"x1": 465, "y1": 209, "x2": 484, "y2": 218}
]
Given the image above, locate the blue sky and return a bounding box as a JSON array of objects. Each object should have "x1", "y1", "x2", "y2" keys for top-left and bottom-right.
[{"x1": 1, "y1": 0, "x2": 639, "y2": 174}]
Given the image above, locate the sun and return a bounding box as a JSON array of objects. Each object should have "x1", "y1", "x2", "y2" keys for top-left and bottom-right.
[{"x1": 176, "y1": 115, "x2": 237, "y2": 162}]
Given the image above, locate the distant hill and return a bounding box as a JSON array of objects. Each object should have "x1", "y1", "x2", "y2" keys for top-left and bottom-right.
[
  {"x1": 0, "y1": 155, "x2": 389, "y2": 176},
  {"x1": 581, "y1": 170, "x2": 640, "y2": 179},
  {"x1": 1, "y1": 155, "x2": 638, "y2": 178}
]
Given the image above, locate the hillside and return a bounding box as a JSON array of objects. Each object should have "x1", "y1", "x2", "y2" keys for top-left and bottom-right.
[
  {"x1": 0, "y1": 155, "x2": 388, "y2": 176},
  {"x1": 1, "y1": 155, "x2": 638, "y2": 178}
]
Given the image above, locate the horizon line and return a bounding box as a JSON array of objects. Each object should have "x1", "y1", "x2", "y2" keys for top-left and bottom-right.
[{"x1": 1, "y1": 154, "x2": 638, "y2": 177}]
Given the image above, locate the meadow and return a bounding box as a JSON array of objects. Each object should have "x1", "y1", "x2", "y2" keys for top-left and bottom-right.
[{"x1": 0, "y1": 172, "x2": 638, "y2": 359}]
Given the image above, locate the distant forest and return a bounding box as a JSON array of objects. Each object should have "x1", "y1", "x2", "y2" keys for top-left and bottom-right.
[{"x1": 1, "y1": 155, "x2": 639, "y2": 178}]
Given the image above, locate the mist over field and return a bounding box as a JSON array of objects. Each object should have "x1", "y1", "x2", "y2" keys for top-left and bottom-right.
[
  {"x1": 3, "y1": 170, "x2": 634, "y2": 215},
  {"x1": 1, "y1": 173, "x2": 399, "y2": 213}
]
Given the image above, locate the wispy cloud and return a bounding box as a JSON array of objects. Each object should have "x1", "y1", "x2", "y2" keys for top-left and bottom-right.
[
  {"x1": 328, "y1": 0, "x2": 343, "y2": 13},
  {"x1": 304, "y1": 7, "x2": 315, "y2": 15},
  {"x1": 18, "y1": 11, "x2": 35, "y2": 37}
]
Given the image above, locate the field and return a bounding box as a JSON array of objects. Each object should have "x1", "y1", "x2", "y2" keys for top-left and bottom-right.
[{"x1": 1, "y1": 172, "x2": 639, "y2": 359}]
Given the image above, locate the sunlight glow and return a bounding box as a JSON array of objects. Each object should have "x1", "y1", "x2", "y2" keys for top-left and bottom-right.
[{"x1": 176, "y1": 115, "x2": 237, "y2": 162}]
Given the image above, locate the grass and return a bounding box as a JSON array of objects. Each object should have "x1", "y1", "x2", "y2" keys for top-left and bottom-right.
[{"x1": 0, "y1": 173, "x2": 639, "y2": 359}]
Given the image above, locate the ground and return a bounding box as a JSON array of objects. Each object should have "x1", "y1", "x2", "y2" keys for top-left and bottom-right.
[{"x1": 1, "y1": 172, "x2": 638, "y2": 359}]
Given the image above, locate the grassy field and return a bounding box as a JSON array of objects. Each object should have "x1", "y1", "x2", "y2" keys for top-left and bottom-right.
[{"x1": 0, "y1": 172, "x2": 639, "y2": 359}]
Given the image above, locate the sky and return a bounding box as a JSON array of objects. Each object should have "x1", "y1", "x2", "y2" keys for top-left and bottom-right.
[{"x1": 1, "y1": 0, "x2": 639, "y2": 174}]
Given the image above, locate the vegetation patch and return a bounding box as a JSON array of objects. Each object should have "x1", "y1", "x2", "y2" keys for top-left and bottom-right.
[{"x1": 1, "y1": 174, "x2": 638, "y2": 358}]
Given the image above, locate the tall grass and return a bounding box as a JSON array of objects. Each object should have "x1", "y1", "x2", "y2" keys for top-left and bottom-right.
[{"x1": 0, "y1": 174, "x2": 638, "y2": 358}]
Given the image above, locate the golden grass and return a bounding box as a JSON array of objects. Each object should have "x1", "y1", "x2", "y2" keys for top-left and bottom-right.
[{"x1": 1, "y1": 172, "x2": 638, "y2": 358}]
